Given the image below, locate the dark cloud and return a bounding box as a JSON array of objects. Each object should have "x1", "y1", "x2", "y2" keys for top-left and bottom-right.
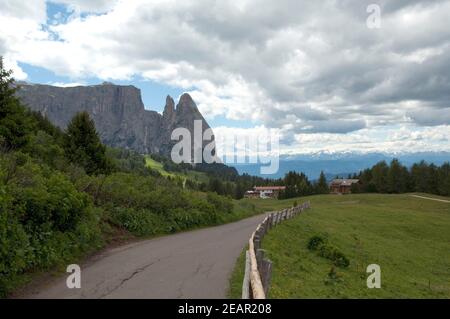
[
  {"x1": 407, "y1": 108, "x2": 450, "y2": 126},
  {"x1": 296, "y1": 119, "x2": 367, "y2": 134}
]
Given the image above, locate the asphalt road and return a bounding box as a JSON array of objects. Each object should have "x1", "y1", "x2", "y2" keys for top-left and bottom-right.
[{"x1": 23, "y1": 213, "x2": 268, "y2": 299}]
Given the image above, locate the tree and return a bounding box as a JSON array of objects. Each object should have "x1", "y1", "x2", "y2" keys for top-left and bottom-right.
[
  {"x1": 280, "y1": 171, "x2": 313, "y2": 199},
  {"x1": 0, "y1": 56, "x2": 31, "y2": 149},
  {"x1": 64, "y1": 112, "x2": 112, "y2": 175},
  {"x1": 371, "y1": 161, "x2": 389, "y2": 193},
  {"x1": 387, "y1": 159, "x2": 408, "y2": 193},
  {"x1": 208, "y1": 177, "x2": 224, "y2": 195},
  {"x1": 411, "y1": 161, "x2": 430, "y2": 193},
  {"x1": 234, "y1": 181, "x2": 245, "y2": 199},
  {"x1": 438, "y1": 163, "x2": 450, "y2": 196},
  {"x1": 315, "y1": 171, "x2": 329, "y2": 194}
]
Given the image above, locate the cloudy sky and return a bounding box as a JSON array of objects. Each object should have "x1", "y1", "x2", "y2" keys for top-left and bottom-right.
[{"x1": 1, "y1": 0, "x2": 450, "y2": 155}]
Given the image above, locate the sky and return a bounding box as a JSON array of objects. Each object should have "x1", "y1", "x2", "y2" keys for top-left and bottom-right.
[{"x1": 1, "y1": 0, "x2": 449, "y2": 155}]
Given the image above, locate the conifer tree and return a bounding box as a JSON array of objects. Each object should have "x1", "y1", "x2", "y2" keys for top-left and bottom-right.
[
  {"x1": 0, "y1": 56, "x2": 31, "y2": 149},
  {"x1": 64, "y1": 111, "x2": 112, "y2": 175},
  {"x1": 316, "y1": 171, "x2": 329, "y2": 194}
]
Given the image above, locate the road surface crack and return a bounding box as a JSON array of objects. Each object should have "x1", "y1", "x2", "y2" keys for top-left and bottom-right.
[{"x1": 99, "y1": 259, "x2": 161, "y2": 298}]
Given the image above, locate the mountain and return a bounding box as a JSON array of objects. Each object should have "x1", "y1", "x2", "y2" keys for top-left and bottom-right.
[
  {"x1": 231, "y1": 151, "x2": 450, "y2": 180},
  {"x1": 15, "y1": 82, "x2": 214, "y2": 158}
]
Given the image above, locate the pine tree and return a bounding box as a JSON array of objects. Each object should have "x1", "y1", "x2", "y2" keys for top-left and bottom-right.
[
  {"x1": 64, "y1": 111, "x2": 112, "y2": 175},
  {"x1": 234, "y1": 181, "x2": 245, "y2": 199},
  {"x1": 371, "y1": 161, "x2": 389, "y2": 193},
  {"x1": 316, "y1": 171, "x2": 329, "y2": 194},
  {"x1": 387, "y1": 159, "x2": 408, "y2": 193},
  {"x1": 0, "y1": 56, "x2": 31, "y2": 149},
  {"x1": 438, "y1": 163, "x2": 450, "y2": 196},
  {"x1": 411, "y1": 161, "x2": 430, "y2": 193}
]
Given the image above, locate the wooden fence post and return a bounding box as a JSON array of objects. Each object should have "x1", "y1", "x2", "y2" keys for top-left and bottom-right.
[
  {"x1": 261, "y1": 259, "x2": 272, "y2": 296},
  {"x1": 254, "y1": 235, "x2": 261, "y2": 251},
  {"x1": 242, "y1": 250, "x2": 251, "y2": 299},
  {"x1": 256, "y1": 249, "x2": 265, "y2": 271}
]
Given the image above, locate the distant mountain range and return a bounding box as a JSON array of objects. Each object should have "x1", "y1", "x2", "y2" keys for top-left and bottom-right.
[{"x1": 230, "y1": 151, "x2": 450, "y2": 180}]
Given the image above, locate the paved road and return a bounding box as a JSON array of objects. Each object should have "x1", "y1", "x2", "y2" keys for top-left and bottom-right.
[
  {"x1": 409, "y1": 195, "x2": 450, "y2": 203},
  {"x1": 23, "y1": 213, "x2": 268, "y2": 299}
]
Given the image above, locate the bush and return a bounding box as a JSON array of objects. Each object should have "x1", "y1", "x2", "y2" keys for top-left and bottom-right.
[
  {"x1": 307, "y1": 235, "x2": 350, "y2": 268},
  {"x1": 11, "y1": 163, "x2": 90, "y2": 232},
  {"x1": 108, "y1": 207, "x2": 167, "y2": 236},
  {"x1": 0, "y1": 186, "x2": 32, "y2": 296},
  {"x1": 307, "y1": 235, "x2": 327, "y2": 251},
  {"x1": 24, "y1": 130, "x2": 66, "y2": 169},
  {"x1": 0, "y1": 154, "x2": 102, "y2": 296},
  {"x1": 332, "y1": 250, "x2": 350, "y2": 268},
  {"x1": 207, "y1": 192, "x2": 233, "y2": 214}
]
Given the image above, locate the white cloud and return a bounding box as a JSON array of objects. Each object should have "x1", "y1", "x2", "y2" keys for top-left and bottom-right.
[
  {"x1": 0, "y1": 0, "x2": 450, "y2": 153},
  {"x1": 47, "y1": 81, "x2": 85, "y2": 87},
  {"x1": 213, "y1": 124, "x2": 450, "y2": 155},
  {"x1": 50, "y1": 0, "x2": 119, "y2": 13}
]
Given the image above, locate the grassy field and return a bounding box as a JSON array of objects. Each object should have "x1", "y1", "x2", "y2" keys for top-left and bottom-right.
[
  {"x1": 145, "y1": 156, "x2": 177, "y2": 177},
  {"x1": 145, "y1": 156, "x2": 209, "y2": 183},
  {"x1": 229, "y1": 193, "x2": 450, "y2": 298}
]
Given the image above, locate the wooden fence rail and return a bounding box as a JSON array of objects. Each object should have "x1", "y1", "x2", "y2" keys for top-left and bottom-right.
[{"x1": 242, "y1": 201, "x2": 311, "y2": 299}]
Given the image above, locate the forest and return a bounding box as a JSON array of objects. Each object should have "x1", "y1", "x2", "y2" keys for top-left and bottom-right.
[{"x1": 352, "y1": 159, "x2": 450, "y2": 196}]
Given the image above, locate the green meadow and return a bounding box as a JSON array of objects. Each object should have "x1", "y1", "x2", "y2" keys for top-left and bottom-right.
[{"x1": 229, "y1": 194, "x2": 450, "y2": 298}]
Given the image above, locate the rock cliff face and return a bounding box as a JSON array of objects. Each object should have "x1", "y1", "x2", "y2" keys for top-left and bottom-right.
[{"x1": 16, "y1": 82, "x2": 215, "y2": 158}]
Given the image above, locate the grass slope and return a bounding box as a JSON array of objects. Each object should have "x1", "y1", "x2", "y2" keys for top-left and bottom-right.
[
  {"x1": 229, "y1": 194, "x2": 450, "y2": 298},
  {"x1": 144, "y1": 156, "x2": 209, "y2": 183},
  {"x1": 145, "y1": 156, "x2": 176, "y2": 177}
]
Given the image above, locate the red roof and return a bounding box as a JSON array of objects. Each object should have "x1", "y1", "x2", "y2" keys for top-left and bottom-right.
[{"x1": 254, "y1": 186, "x2": 286, "y2": 191}]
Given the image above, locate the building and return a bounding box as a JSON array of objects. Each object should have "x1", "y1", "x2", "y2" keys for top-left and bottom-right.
[
  {"x1": 329, "y1": 179, "x2": 360, "y2": 194},
  {"x1": 243, "y1": 190, "x2": 260, "y2": 199},
  {"x1": 244, "y1": 186, "x2": 286, "y2": 199}
]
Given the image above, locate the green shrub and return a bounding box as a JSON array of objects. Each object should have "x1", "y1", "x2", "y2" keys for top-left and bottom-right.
[
  {"x1": 307, "y1": 235, "x2": 327, "y2": 251},
  {"x1": 0, "y1": 186, "x2": 32, "y2": 296},
  {"x1": 108, "y1": 207, "x2": 167, "y2": 236},
  {"x1": 308, "y1": 235, "x2": 350, "y2": 268},
  {"x1": 318, "y1": 244, "x2": 350, "y2": 268},
  {"x1": 207, "y1": 192, "x2": 233, "y2": 214},
  {"x1": 332, "y1": 250, "x2": 350, "y2": 268},
  {"x1": 0, "y1": 154, "x2": 102, "y2": 296}
]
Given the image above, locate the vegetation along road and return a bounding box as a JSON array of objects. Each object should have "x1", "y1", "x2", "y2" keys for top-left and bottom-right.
[{"x1": 21, "y1": 213, "x2": 269, "y2": 299}]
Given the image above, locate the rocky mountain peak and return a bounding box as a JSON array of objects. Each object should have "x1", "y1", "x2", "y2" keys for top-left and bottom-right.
[
  {"x1": 15, "y1": 83, "x2": 215, "y2": 160},
  {"x1": 163, "y1": 95, "x2": 175, "y2": 117},
  {"x1": 177, "y1": 93, "x2": 198, "y2": 112}
]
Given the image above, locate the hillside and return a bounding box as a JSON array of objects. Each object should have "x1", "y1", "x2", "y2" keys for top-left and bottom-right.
[{"x1": 229, "y1": 194, "x2": 450, "y2": 298}]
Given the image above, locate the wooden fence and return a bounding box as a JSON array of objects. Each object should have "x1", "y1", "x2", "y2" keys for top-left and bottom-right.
[{"x1": 242, "y1": 201, "x2": 311, "y2": 299}]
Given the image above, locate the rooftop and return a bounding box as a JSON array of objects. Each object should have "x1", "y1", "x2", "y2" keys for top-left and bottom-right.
[
  {"x1": 254, "y1": 186, "x2": 286, "y2": 191},
  {"x1": 330, "y1": 179, "x2": 359, "y2": 186}
]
